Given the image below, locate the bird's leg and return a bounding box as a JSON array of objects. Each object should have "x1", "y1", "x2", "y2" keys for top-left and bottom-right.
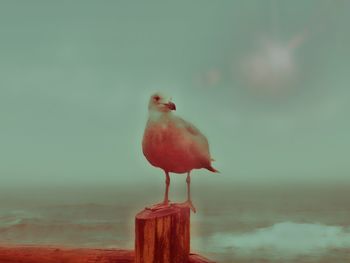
[
  {"x1": 146, "y1": 171, "x2": 171, "y2": 211},
  {"x1": 164, "y1": 171, "x2": 170, "y2": 205},
  {"x1": 176, "y1": 172, "x2": 196, "y2": 213}
]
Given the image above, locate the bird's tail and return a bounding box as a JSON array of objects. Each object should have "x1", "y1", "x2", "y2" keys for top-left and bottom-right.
[{"x1": 207, "y1": 165, "x2": 219, "y2": 173}]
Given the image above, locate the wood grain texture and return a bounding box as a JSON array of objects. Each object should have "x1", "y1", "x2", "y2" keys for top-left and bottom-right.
[
  {"x1": 135, "y1": 205, "x2": 190, "y2": 263},
  {"x1": 0, "y1": 247, "x2": 215, "y2": 263},
  {"x1": 0, "y1": 247, "x2": 134, "y2": 263}
]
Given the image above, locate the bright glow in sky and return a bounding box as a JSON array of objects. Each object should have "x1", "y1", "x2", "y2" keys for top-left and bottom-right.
[{"x1": 241, "y1": 39, "x2": 296, "y2": 91}]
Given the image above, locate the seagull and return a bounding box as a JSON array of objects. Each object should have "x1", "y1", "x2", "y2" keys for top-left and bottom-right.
[{"x1": 142, "y1": 92, "x2": 218, "y2": 212}]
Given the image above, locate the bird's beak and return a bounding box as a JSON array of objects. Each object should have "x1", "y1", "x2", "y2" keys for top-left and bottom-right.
[{"x1": 165, "y1": 102, "x2": 176, "y2": 111}]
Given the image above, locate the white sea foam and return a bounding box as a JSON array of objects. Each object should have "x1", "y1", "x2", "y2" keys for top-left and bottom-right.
[{"x1": 208, "y1": 222, "x2": 350, "y2": 259}]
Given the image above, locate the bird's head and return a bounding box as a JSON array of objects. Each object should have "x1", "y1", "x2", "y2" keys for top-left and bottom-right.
[{"x1": 148, "y1": 92, "x2": 176, "y2": 113}]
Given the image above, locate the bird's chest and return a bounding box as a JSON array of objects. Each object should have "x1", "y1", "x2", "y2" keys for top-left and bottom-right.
[
  {"x1": 143, "y1": 122, "x2": 180, "y2": 149},
  {"x1": 143, "y1": 121, "x2": 186, "y2": 161}
]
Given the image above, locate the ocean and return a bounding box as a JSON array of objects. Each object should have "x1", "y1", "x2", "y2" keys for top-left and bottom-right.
[{"x1": 1, "y1": 182, "x2": 350, "y2": 262}]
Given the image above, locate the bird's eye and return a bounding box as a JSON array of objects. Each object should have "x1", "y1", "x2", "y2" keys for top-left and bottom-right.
[{"x1": 153, "y1": 95, "x2": 160, "y2": 102}]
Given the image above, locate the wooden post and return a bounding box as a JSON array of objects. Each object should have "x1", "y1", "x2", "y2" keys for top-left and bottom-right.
[{"x1": 135, "y1": 205, "x2": 190, "y2": 263}]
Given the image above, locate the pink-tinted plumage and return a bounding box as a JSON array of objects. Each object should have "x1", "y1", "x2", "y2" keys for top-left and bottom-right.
[
  {"x1": 142, "y1": 92, "x2": 218, "y2": 213},
  {"x1": 142, "y1": 93, "x2": 217, "y2": 174}
]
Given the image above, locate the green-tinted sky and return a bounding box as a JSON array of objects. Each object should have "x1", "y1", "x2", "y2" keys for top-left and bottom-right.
[{"x1": 1, "y1": 0, "x2": 349, "y2": 187}]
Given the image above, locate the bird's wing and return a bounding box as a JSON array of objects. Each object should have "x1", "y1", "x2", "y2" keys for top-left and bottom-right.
[{"x1": 175, "y1": 116, "x2": 211, "y2": 157}]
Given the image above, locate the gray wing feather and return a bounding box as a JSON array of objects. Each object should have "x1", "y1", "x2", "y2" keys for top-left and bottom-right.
[{"x1": 175, "y1": 116, "x2": 210, "y2": 155}]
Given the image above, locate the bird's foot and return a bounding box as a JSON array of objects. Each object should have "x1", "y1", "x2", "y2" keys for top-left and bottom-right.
[
  {"x1": 175, "y1": 200, "x2": 197, "y2": 213},
  {"x1": 145, "y1": 200, "x2": 171, "y2": 211}
]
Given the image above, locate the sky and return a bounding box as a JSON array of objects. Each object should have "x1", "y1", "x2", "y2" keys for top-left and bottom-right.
[{"x1": 0, "y1": 0, "x2": 349, "y2": 190}]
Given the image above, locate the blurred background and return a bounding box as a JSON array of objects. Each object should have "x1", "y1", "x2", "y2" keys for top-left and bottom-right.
[{"x1": 1, "y1": 1, "x2": 350, "y2": 262}]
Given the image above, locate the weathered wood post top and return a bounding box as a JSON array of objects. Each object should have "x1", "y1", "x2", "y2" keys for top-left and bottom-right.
[{"x1": 135, "y1": 205, "x2": 190, "y2": 263}]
